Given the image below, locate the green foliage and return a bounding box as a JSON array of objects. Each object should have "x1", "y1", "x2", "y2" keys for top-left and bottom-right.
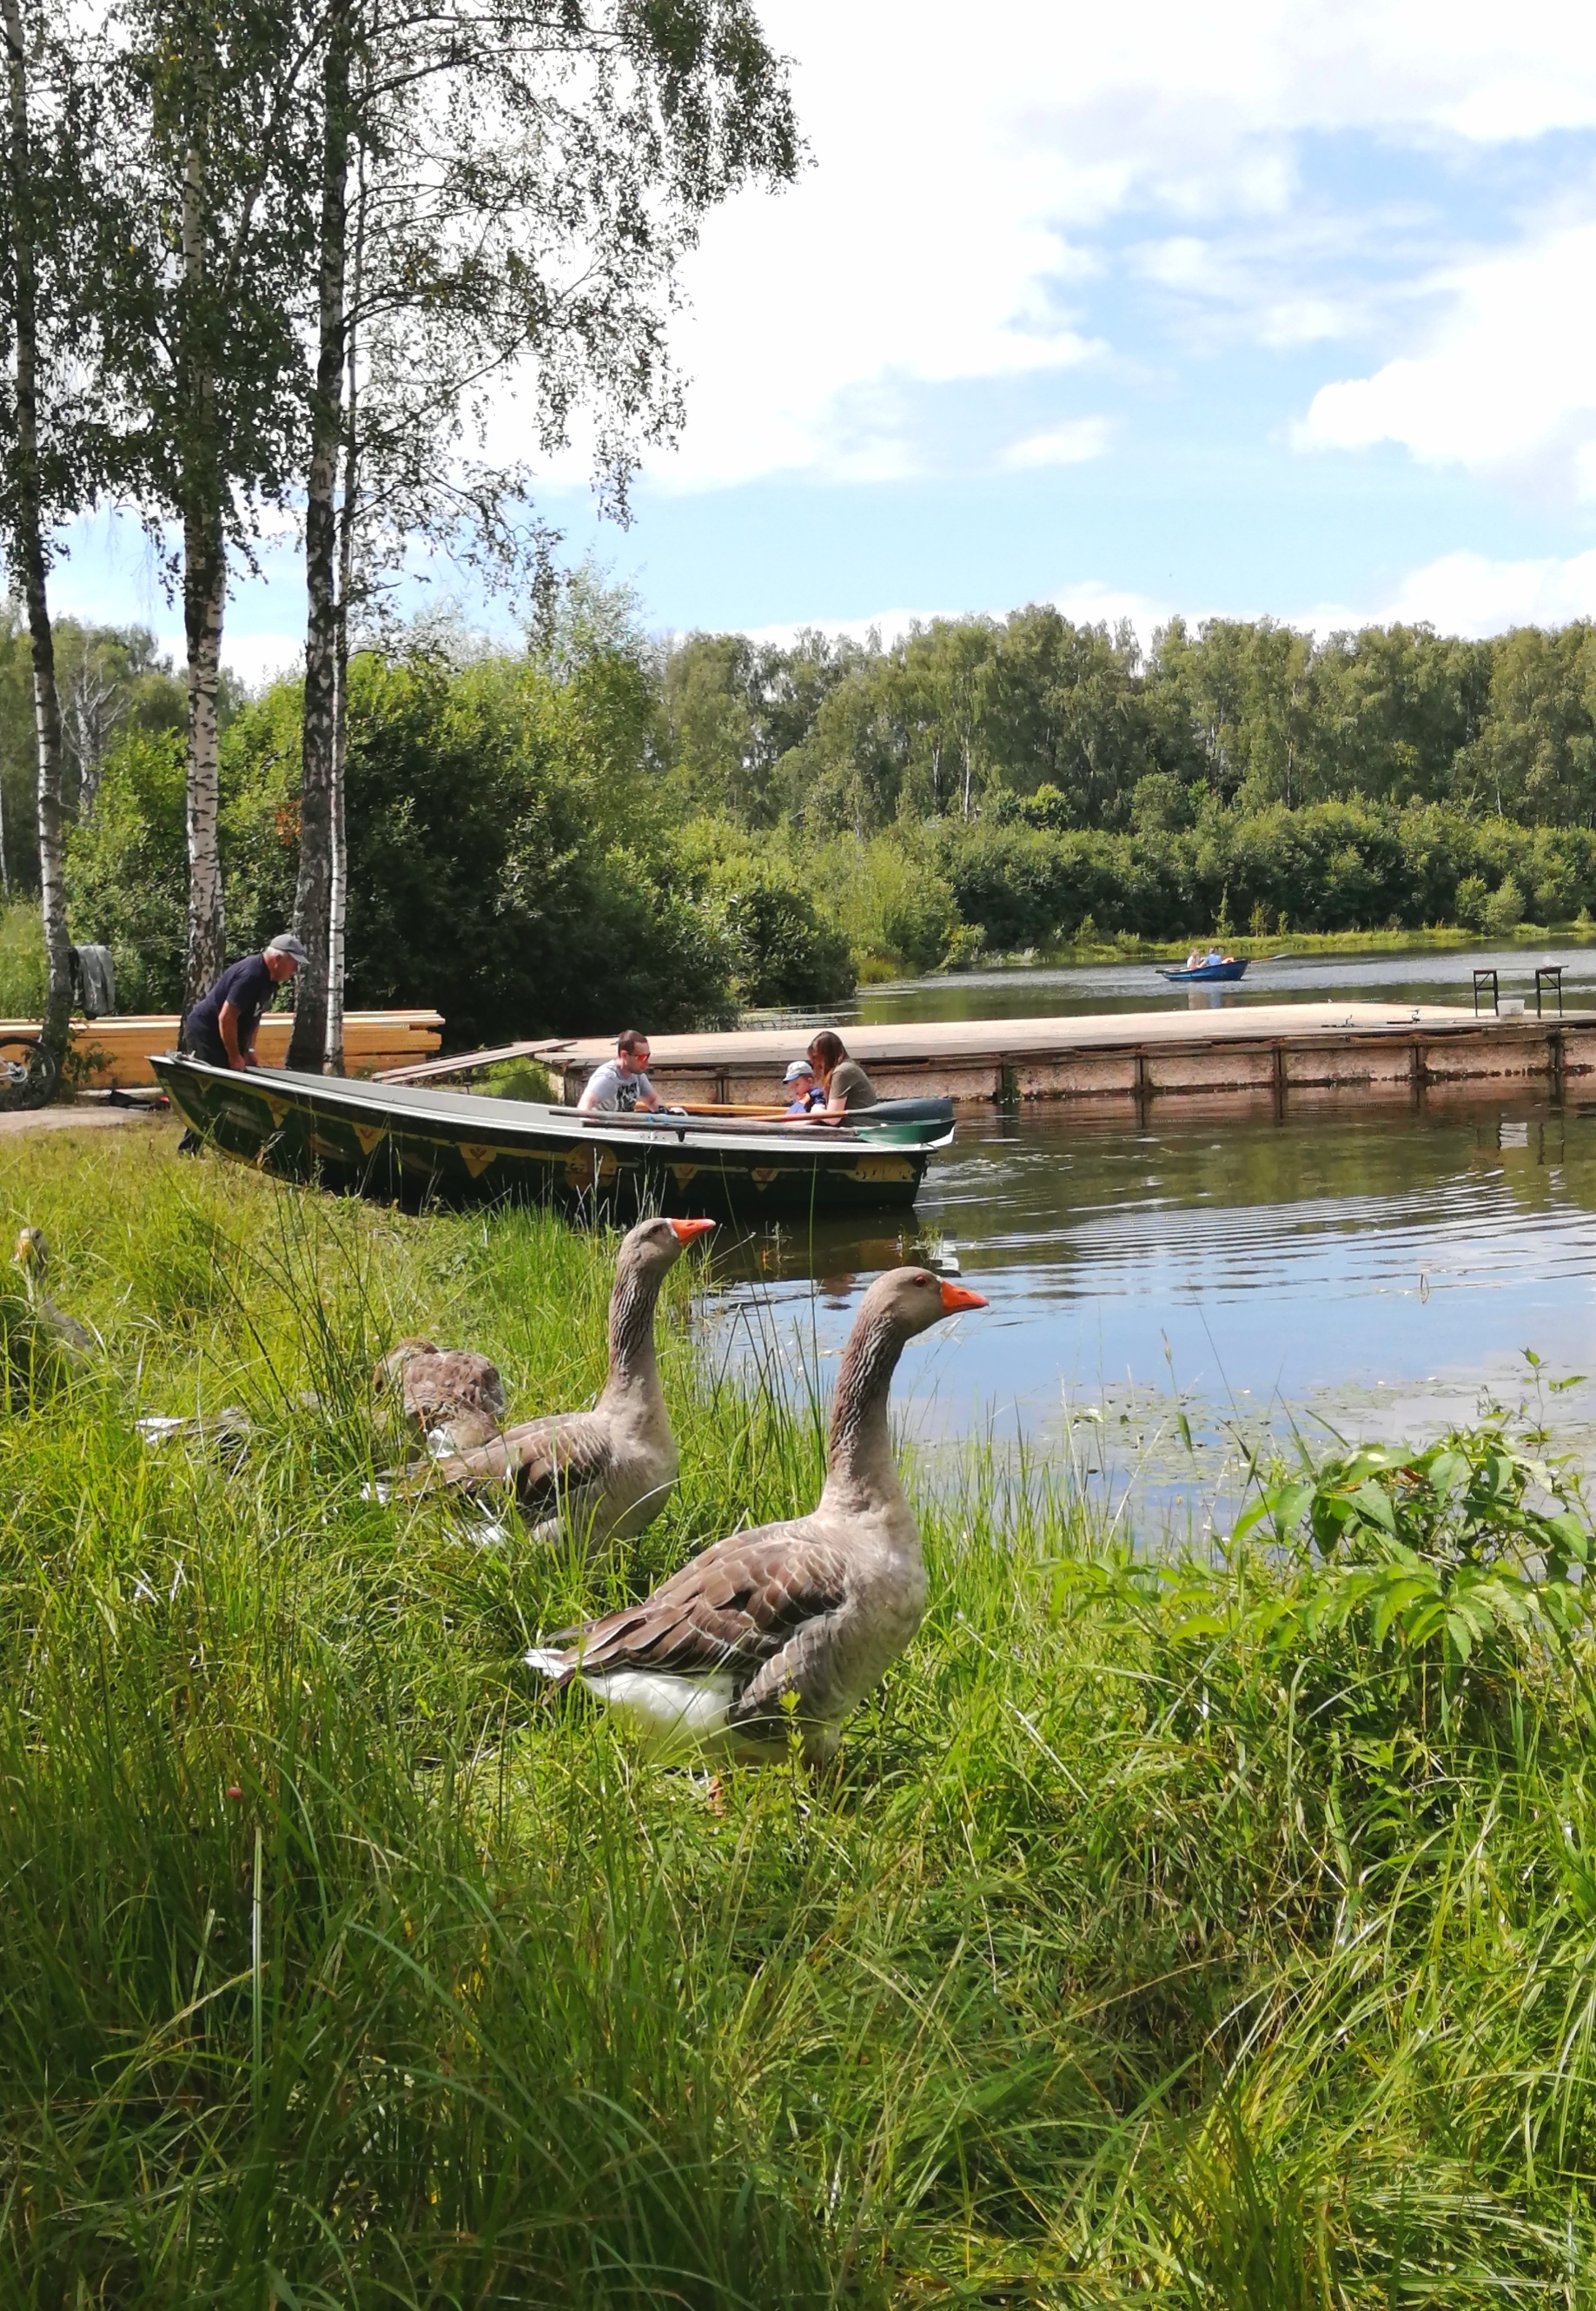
[
  {"x1": 0, "y1": 897, "x2": 46, "y2": 1016},
  {"x1": 712, "y1": 858, "x2": 855, "y2": 1009},
  {"x1": 814, "y1": 828, "x2": 959, "y2": 972},
  {"x1": 1239, "y1": 1425, "x2": 1593, "y2": 1706},
  {"x1": 64, "y1": 648, "x2": 750, "y2": 1040},
  {"x1": 61, "y1": 727, "x2": 189, "y2": 1011}
]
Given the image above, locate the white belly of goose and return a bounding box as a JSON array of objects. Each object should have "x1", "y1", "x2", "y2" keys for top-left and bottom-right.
[{"x1": 526, "y1": 1651, "x2": 733, "y2": 1757}]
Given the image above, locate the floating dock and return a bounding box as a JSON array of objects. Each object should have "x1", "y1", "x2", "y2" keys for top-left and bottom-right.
[{"x1": 537, "y1": 1003, "x2": 1596, "y2": 1113}]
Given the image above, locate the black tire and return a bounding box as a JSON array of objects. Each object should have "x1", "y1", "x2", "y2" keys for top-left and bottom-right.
[{"x1": 0, "y1": 1036, "x2": 59, "y2": 1112}]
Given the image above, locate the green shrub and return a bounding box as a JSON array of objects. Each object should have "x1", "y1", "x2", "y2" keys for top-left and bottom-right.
[
  {"x1": 711, "y1": 858, "x2": 855, "y2": 1010},
  {"x1": 817, "y1": 831, "x2": 958, "y2": 973},
  {"x1": 0, "y1": 897, "x2": 45, "y2": 1016},
  {"x1": 1484, "y1": 873, "x2": 1525, "y2": 936},
  {"x1": 62, "y1": 730, "x2": 189, "y2": 1012}
]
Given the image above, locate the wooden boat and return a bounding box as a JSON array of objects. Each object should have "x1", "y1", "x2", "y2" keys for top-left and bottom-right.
[
  {"x1": 149, "y1": 1055, "x2": 955, "y2": 1219},
  {"x1": 1156, "y1": 958, "x2": 1249, "y2": 984}
]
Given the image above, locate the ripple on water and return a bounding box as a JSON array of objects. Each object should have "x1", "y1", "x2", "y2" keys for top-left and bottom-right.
[{"x1": 702, "y1": 1089, "x2": 1596, "y2": 1490}]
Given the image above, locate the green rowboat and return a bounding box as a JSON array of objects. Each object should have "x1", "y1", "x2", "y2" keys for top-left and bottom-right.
[{"x1": 150, "y1": 1055, "x2": 955, "y2": 1220}]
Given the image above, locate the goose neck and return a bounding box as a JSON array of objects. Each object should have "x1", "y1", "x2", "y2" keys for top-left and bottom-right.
[
  {"x1": 602, "y1": 1261, "x2": 665, "y2": 1401},
  {"x1": 823, "y1": 1313, "x2": 907, "y2": 1504}
]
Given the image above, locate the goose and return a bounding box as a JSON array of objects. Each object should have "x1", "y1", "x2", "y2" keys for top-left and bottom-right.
[
  {"x1": 373, "y1": 1338, "x2": 507, "y2": 1454},
  {"x1": 525, "y1": 1265, "x2": 986, "y2": 1764},
  {"x1": 409, "y1": 1215, "x2": 715, "y2": 1546},
  {"x1": 10, "y1": 1228, "x2": 93, "y2": 1356}
]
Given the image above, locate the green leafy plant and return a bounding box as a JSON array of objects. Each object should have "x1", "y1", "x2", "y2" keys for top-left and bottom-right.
[{"x1": 1236, "y1": 1422, "x2": 1593, "y2": 1688}]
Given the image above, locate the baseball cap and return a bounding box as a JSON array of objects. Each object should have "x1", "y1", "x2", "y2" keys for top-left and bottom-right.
[
  {"x1": 784, "y1": 1059, "x2": 816, "y2": 1083},
  {"x1": 266, "y1": 932, "x2": 309, "y2": 963}
]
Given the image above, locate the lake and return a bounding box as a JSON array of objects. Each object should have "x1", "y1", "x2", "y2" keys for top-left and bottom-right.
[{"x1": 704, "y1": 943, "x2": 1596, "y2": 1518}]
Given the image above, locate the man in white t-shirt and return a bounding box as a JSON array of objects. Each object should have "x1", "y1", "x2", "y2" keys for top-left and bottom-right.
[{"x1": 577, "y1": 1028, "x2": 662, "y2": 1114}]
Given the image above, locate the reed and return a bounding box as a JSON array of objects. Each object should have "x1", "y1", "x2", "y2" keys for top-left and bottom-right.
[{"x1": 2, "y1": 1125, "x2": 1594, "y2": 2305}]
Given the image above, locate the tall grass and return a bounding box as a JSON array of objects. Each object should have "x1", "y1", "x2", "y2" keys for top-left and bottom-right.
[{"x1": 3, "y1": 1126, "x2": 1596, "y2": 2303}]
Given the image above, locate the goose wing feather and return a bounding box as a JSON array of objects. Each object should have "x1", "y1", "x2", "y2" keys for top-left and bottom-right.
[
  {"x1": 400, "y1": 1348, "x2": 507, "y2": 1424},
  {"x1": 429, "y1": 1408, "x2": 614, "y2": 1519},
  {"x1": 549, "y1": 1521, "x2": 850, "y2": 1681}
]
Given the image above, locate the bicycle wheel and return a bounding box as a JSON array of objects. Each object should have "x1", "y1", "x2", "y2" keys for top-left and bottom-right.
[{"x1": 0, "y1": 1036, "x2": 59, "y2": 1112}]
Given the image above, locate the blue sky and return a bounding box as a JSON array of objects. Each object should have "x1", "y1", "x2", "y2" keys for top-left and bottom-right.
[{"x1": 54, "y1": 0, "x2": 1596, "y2": 679}]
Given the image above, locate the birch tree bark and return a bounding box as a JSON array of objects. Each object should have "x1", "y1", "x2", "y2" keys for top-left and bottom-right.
[
  {"x1": 178, "y1": 106, "x2": 228, "y2": 1004},
  {"x1": 325, "y1": 140, "x2": 365, "y2": 1076},
  {"x1": 1, "y1": 0, "x2": 70, "y2": 1063},
  {"x1": 182, "y1": 522, "x2": 228, "y2": 1002},
  {"x1": 287, "y1": 0, "x2": 350, "y2": 1071}
]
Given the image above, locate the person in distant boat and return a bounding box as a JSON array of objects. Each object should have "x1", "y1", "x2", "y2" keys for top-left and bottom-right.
[
  {"x1": 182, "y1": 933, "x2": 307, "y2": 1071},
  {"x1": 807, "y1": 1030, "x2": 879, "y2": 1120},
  {"x1": 578, "y1": 1029, "x2": 663, "y2": 1115},
  {"x1": 782, "y1": 1059, "x2": 824, "y2": 1115},
  {"x1": 1185, "y1": 948, "x2": 1203, "y2": 970}
]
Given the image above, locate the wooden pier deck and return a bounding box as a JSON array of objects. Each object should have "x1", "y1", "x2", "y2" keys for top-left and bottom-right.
[{"x1": 537, "y1": 1003, "x2": 1596, "y2": 1113}]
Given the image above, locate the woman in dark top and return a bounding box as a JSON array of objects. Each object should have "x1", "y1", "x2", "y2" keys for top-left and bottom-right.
[{"x1": 806, "y1": 1030, "x2": 878, "y2": 1120}]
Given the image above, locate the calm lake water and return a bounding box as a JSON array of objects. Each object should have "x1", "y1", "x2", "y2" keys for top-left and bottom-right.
[{"x1": 705, "y1": 944, "x2": 1596, "y2": 1515}]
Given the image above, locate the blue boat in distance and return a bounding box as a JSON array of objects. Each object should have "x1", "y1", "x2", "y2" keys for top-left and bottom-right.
[{"x1": 1157, "y1": 957, "x2": 1249, "y2": 984}]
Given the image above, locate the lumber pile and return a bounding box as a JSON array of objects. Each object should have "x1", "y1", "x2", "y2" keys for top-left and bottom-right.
[{"x1": 0, "y1": 1010, "x2": 444, "y2": 1089}]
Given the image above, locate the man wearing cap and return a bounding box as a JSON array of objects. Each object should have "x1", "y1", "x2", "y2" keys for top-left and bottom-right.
[{"x1": 182, "y1": 934, "x2": 307, "y2": 1072}]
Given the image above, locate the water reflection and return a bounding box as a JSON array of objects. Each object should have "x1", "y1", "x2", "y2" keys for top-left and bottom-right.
[{"x1": 702, "y1": 1089, "x2": 1596, "y2": 1508}]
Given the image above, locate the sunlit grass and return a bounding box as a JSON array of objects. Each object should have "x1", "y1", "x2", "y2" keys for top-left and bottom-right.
[{"x1": 3, "y1": 1124, "x2": 1595, "y2": 2303}]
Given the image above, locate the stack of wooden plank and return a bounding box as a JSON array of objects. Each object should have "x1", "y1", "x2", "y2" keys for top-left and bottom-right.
[{"x1": 0, "y1": 1010, "x2": 444, "y2": 1089}]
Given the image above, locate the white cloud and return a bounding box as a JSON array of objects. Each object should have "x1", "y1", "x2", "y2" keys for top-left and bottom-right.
[
  {"x1": 998, "y1": 419, "x2": 1113, "y2": 470},
  {"x1": 1296, "y1": 221, "x2": 1596, "y2": 488},
  {"x1": 738, "y1": 579, "x2": 1175, "y2": 655},
  {"x1": 221, "y1": 633, "x2": 304, "y2": 689},
  {"x1": 737, "y1": 551, "x2": 1596, "y2": 658},
  {"x1": 640, "y1": 0, "x2": 1596, "y2": 493},
  {"x1": 1047, "y1": 581, "x2": 1175, "y2": 640},
  {"x1": 1301, "y1": 548, "x2": 1596, "y2": 636}
]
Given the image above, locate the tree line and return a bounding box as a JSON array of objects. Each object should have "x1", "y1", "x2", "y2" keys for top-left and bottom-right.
[
  {"x1": 12, "y1": 595, "x2": 1596, "y2": 1047},
  {"x1": 0, "y1": 0, "x2": 798, "y2": 1064},
  {"x1": 660, "y1": 609, "x2": 1596, "y2": 835}
]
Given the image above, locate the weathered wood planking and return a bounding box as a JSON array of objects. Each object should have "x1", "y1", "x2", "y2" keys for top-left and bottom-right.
[
  {"x1": 538, "y1": 1002, "x2": 1596, "y2": 1113},
  {"x1": 0, "y1": 1010, "x2": 444, "y2": 1089}
]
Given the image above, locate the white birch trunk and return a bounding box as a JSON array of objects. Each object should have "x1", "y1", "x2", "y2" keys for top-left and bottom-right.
[
  {"x1": 182, "y1": 533, "x2": 228, "y2": 1003},
  {"x1": 179, "y1": 113, "x2": 228, "y2": 1006},
  {"x1": 288, "y1": 1, "x2": 351, "y2": 1072},
  {"x1": 2, "y1": 0, "x2": 70, "y2": 1060}
]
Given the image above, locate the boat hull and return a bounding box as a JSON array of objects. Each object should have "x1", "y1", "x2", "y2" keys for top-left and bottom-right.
[
  {"x1": 1157, "y1": 961, "x2": 1249, "y2": 983},
  {"x1": 150, "y1": 1056, "x2": 948, "y2": 1220}
]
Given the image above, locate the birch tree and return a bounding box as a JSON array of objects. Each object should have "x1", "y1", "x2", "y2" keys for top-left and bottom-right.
[
  {"x1": 0, "y1": 0, "x2": 85, "y2": 1060},
  {"x1": 283, "y1": 0, "x2": 800, "y2": 1069},
  {"x1": 108, "y1": 0, "x2": 323, "y2": 1005}
]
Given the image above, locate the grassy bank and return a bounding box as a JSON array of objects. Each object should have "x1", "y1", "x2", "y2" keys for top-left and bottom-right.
[{"x1": 4, "y1": 1127, "x2": 1596, "y2": 2303}]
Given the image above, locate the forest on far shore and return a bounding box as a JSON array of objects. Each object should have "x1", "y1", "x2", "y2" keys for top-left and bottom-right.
[{"x1": 5, "y1": 589, "x2": 1596, "y2": 1041}]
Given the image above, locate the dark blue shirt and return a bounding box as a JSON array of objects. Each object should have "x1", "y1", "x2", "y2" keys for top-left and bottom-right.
[{"x1": 185, "y1": 954, "x2": 275, "y2": 1055}]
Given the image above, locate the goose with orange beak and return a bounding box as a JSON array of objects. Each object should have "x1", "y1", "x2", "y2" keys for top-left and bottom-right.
[
  {"x1": 526, "y1": 1266, "x2": 987, "y2": 1762},
  {"x1": 416, "y1": 1216, "x2": 715, "y2": 1547}
]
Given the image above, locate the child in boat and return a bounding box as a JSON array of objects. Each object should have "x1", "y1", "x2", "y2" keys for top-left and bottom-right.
[{"x1": 783, "y1": 1060, "x2": 824, "y2": 1114}]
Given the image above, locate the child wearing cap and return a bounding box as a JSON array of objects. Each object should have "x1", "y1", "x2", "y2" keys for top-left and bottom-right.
[{"x1": 783, "y1": 1060, "x2": 824, "y2": 1115}]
